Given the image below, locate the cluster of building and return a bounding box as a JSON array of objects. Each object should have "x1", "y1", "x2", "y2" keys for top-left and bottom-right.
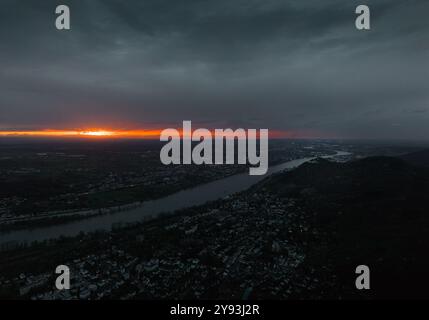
[
  {"x1": 0, "y1": 141, "x2": 348, "y2": 298},
  {"x1": 2, "y1": 188, "x2": 322, "y2": 299},
  {"x1": 0, "y1": 155, "x2": 246, "y2": 227}
]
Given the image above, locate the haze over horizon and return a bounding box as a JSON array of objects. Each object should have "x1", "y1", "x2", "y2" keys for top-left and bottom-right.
[{"x1": 1, "y1": 0, "x2": 428, "y2": 140}]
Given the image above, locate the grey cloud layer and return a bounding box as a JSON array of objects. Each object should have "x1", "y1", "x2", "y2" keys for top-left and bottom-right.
[{"x1": 0, "y1": 0, "x2": 428, "y2": 139}]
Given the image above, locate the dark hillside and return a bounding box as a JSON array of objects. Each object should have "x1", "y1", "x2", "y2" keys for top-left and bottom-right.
[
  {"x1": 400, "y1": 149, "x2": 429, "y2": 167},
  {"x1": 263, "y1": 156, "x2": 429, "y2": 298}
]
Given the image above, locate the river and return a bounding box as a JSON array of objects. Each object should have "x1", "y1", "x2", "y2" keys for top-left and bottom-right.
[{"x1": 0, "y1": 151, "x2": 350, "y2": 245}]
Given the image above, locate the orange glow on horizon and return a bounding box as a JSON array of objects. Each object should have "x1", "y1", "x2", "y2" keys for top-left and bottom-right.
[
  {"x1": 0, "y1": 129, "x2": 163, "y2": 139},
  {"x1": 79, "y1": 130, "x2": 116, "y2": 136},
  {"x1": 0, "y1": 128, "x2": 319, "y2": 139}
]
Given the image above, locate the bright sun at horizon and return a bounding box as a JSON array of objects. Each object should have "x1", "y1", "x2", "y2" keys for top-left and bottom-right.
[
  {"x1": 0, "y1": 128, "x2": 300, "y2": 139},
  {"x1": 0, "y1": 129, "x2": 163, "y2": 138},
  {"x1": 78, "y1": 130, "x2": 116, "y2": 136}
]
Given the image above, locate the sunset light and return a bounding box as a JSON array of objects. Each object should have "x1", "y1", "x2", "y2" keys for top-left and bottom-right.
[
  {"x1": 0, "y1": 129, "x2": 297, "y2": 139},
  {"x1": 78, "y1": 130, "x2": 116, "y2": 137},
  {"x1": 0, "y1": 129, "x2": 163, "y2": 139}
]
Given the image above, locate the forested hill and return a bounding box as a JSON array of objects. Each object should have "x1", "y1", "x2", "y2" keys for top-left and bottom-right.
[
  {"x1": 400, "y1": 148, "x2": 429, "y2": 168},
  {"x1": 261, "y1": 156, "x2": 429, "y2": 298}
]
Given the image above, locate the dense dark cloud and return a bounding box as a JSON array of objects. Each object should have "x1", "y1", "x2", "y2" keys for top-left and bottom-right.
[{"x1": 0, "y1": 0, "x2": 428, "y2": 139}]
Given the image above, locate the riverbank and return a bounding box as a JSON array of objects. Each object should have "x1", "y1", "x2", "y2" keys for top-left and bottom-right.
[{"x1": 0, "y1": 151, "x2": 351, "y2": 246}]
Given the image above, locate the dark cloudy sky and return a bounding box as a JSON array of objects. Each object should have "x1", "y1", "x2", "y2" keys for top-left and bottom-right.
[{"x1": 0, "y1": 0, "x2": 428, "y2": 139}]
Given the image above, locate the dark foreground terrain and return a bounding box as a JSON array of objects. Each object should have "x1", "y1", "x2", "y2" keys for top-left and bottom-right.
[
  {"x1": 1, "y1": 152, "x2": 429, "y2": 299},
  {"x1": 263, "y1": 155, "x2": 429, "y2": 298}
]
